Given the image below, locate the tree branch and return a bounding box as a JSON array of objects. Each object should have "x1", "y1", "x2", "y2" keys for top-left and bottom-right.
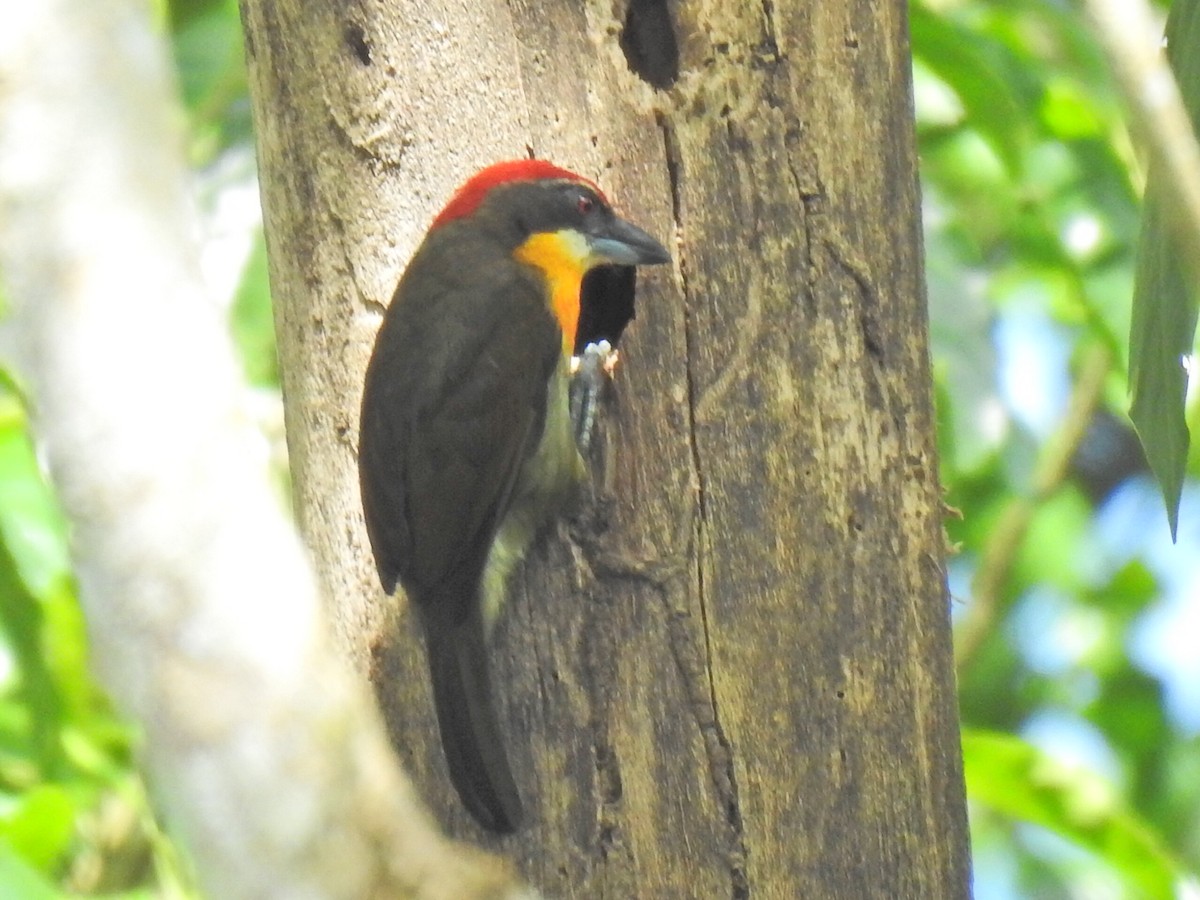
[
  {"x1": 1087, "y1": 0, "x2": 1200, "y2": 288},
  {"x1": 955, "y1": 345, "x2": 1112, "y2": 671},
  {"x1": 0, "y1": 2, "x2": 526, "y2": 897}
]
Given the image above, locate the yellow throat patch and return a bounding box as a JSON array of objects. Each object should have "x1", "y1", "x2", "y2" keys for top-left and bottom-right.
[{"x1": 514, "y1": 229, "x2": 592, "y2": 356}]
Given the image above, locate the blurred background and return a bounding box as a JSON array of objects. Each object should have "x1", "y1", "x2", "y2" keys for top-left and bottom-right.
[{"x1": 1, "y1": 0, "x2": 1197, "y2": 896}]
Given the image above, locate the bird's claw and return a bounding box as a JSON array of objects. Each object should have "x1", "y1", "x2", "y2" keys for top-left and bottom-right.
[{"x1": 569, "y1": 341, "x2": 618, "y2": 454}]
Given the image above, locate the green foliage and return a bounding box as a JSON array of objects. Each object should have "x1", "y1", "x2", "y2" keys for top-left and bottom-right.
[
  {"x1": 232, "y1": 233, "x2": 279, "y2": 387},
  {"x1": 1130, "y1": 0, "x2": 1200, "y2": 538},
  {"x1": 0, "y1": 841, "x2": 60, "y2": 900},
  {"x1": 0, "y1": 381, "x2": 181, "y2": 895},
  {"x1": 965, "y1": 729, "x2": 1184, "y2": 898},
  {"x1": 0, "y1": 0, "x2": 264, "y2": 893},
  {"x1": 169, "y1": 0, "x2": 251, "y2": 165},
  {"x1": 917, "y1": 0, "x2": 1200, "y2": 894},
  {"x1": 1, "y1": 0, "x2": 1197, "y2": 895}
]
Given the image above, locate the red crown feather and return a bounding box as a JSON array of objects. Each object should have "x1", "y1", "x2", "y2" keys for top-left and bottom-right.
[{"x1": 430, "y1": 160, "x2": 606, "y2": 229}]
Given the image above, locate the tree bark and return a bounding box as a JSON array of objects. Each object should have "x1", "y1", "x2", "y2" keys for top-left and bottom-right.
[{"x1": 243, "y1": 0, "x2": 970, "y2": 896}]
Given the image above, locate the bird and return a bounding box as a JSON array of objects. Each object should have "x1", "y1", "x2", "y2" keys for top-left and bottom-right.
[{"x1": 358, "y1": 160, "x2": 670, "y2": 832}]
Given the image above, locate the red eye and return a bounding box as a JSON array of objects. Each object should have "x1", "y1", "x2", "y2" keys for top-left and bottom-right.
[{"x1": 577, "y1": 195, "x2": 595, "y2": 215}]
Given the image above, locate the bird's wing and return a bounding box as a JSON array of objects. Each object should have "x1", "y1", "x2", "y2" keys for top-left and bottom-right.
[{"x1": 358, "y1": 259, "x2": 558, "y2": 626}]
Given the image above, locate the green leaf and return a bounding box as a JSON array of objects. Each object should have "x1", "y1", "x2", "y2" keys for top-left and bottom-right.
[
  {"x1": 1040, "y1": 78, "x2": 1103, "y2": 140},
  {"x1": 1013, "y1": 486, "x2": 1093, "y2": 595},
  {"x1": 0, "y1": 840, "x2": 61, "y2": 900},
  {"x1": 963, "y1": 729, "x2": 1189, "y2": 899},
  {"x1": 0, "y1": 393, "x2": 70, "y2": 596},
  {"x1": 169, "y1": 0, "x2": 250, "y2": 162},
  {"x1": 0, "y1": 784, "x2": 75, "y2": 873},
  {"x1": 911, "y1": 7, "x2": 1028, "y2": 174},
  {"x1": 1129, "y1": 0, "x2": 1200, "y2": 538},
  {"x1": 0, "y1": 529, "x2": 65, "y2": 778},
  {"x1": 230, "y1": 230, "x2": 278, "y2": 387}
]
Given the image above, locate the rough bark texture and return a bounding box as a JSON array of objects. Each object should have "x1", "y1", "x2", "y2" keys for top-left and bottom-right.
[{"x1": 243, "y1": 0, "x2": 970, "y2": 896}]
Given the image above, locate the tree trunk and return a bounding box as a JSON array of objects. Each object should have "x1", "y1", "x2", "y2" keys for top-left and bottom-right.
[{"x1": 242, "y1": 0, "x2": 971, "y2": 896}]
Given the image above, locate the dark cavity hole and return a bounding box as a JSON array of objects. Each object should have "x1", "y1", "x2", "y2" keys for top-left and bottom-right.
[
  {"x1": 576, "y1": 265, "x2": 637, "y2": 355},
  {"x1": 344, "y1": 23, "x2": 372, "y2": 65},
  {"x1": 619, "y1": 0, "x2": 679, "y2": 90}
]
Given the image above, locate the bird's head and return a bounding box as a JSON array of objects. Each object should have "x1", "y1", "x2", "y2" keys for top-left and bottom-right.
[
  {"x1": 429, "y1": 160, "x2": 670, "y2": 355},
  {"x1": 431, "y1": 159, "x2": 672, "y2": 269}
]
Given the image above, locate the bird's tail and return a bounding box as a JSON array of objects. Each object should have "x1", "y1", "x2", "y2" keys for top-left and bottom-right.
[{"x1": 424, "y1": 608, "x2": 523, "y2": 833}]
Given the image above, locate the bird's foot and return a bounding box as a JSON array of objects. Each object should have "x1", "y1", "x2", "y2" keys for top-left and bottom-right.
[{"x1": 569, "y1": 340, "x2": 618, "y2": 455}]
